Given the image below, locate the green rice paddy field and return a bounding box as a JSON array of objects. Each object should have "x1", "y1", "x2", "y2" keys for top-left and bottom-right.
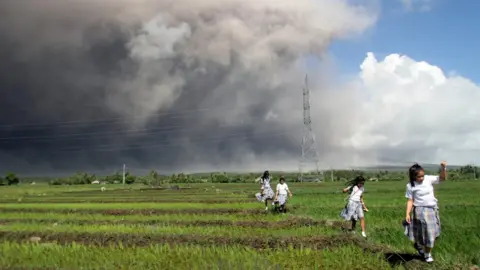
[{"x1": 0, "y1": 181, "x2": 479, "y2": 270}]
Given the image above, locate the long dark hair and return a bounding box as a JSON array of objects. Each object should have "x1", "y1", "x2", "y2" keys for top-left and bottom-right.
[
  {"x1": 345, "y1": 176, "x2": 365, "y2": 194},
  {"x1": 408, "y1": 163, "x2": 424, "y2": 187},
  {"x1": 262, "y1": 171, "x2": 269, "y2": 179}
]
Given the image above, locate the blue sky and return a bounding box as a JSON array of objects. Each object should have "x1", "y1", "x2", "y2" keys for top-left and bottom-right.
[{"x1": 327, "y1": 0, "x2": 480, "y2": 83}]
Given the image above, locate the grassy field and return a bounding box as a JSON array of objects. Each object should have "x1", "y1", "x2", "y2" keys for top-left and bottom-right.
[{"x1": 0, "y1": 181, "x2": 479, "y2": 269}]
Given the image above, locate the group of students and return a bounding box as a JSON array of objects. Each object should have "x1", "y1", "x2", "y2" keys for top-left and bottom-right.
[
  {"x1": 255, "y1": 171, "x2": 293, "y2": 213},
  {"x1": 256, "y1": 161, "x2": 447, "y2": 263},
  {"x1": 341, "y1": 161, "x2": 446, "y2": 263}
]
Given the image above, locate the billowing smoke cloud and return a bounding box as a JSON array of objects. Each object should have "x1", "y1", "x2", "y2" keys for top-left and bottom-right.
[{"x1": 0, "y1": 0, "x2": 378, "y2": 175}]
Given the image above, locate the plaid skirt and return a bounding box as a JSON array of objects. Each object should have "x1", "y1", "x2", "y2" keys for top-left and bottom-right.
[
  {"x1": 340, "y1": 200, "x2": 364, "y2": 221},
  {"x1": 255, "y1": 187, "x2": 274, "y2": 201},
  {"x1": 404, "y1": 206, "x2": 441, "y2": 248},
  {"x1": 277, "y1": 194, "x2": 288, "y2": 205}
]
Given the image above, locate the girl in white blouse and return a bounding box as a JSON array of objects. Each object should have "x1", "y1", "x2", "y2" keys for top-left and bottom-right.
[
  {"x1": 340, "y1": 176, "x2": 368, "y2": 237},
  {"x1": 275, "y1": 176, "x2": 293, "y2": 213},
  {"x1": 255, "y1": 171, "x2": 275, "y2": 211},
  {"x1": 405, "y1": 161, "x2": 447, "y2": 263}
]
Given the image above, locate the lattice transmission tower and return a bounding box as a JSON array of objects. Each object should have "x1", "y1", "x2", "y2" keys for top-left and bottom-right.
[{"x1": 299, "y1": 74, "x2": 322, "y2": 182}]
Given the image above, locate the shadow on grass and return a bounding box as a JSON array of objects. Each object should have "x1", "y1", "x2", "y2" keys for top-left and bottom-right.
[{"x1": 384, "y1": 252, "x2": 423, "y2": 267}]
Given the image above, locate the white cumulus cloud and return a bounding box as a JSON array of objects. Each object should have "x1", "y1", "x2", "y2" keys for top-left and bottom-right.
[{"x1": 338, "y1": 52, "x2": 480, "y2": 166}]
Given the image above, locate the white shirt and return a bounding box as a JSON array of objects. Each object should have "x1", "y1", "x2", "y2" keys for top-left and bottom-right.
[
  {"x1": 405, "y1": 175, "x2": 440, "y2": 207},
  {"x1": 276, "y1": 183, "x2": 289, "y2": 195},
  {"x1": 347, "y1": 185, "x2": 364, "y2": 202}
]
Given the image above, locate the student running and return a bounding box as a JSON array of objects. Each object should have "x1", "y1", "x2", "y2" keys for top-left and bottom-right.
[
  {"x1": 340, "y1": 176, "x2": 368, "y2": 237},
  {"x1": 404, "y1": 161, "x2": 447, "y2": 263},
  {"x1": 255, "y1": 170, "x2": 275, "y2": 211},
  {"x1": 274, "y1": 176, "x2": 293, "y2": 213}
]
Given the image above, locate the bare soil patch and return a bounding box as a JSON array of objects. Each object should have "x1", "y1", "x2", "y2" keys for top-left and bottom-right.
[
  {"x1": 0, "y1": 208, "x2": 273, "y2": 215},
  {"x1": 0, "y1": 217, "x2": 341, "y2": 229},
  {"x1": 65, "y1": 187, "x2": 199, "y2": 195},
  {"x1": 1, "y1": 198, "x2": 254, "y2": 204}
]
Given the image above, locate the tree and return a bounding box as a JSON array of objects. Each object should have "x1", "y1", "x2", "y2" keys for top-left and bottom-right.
[
  {"x1": 150, "y1": 170, "x2": 159, "y2": 180},
  {"x1": 5, "y1": 172, "x2": 19, "y2": 185},
  {"x1": 70, "y1": 172, "x2": 96, "y2": 185},
  {"x1": 142, "y1": 170, "x2": 161, "y2": 186},
  {"x1": 124, "y1": 172, "x2": 136, "y2": 185},
  {"x1": 49, "y1": 178, "x2": 64, "y2": 185},
  {"x1": 212, "y1": 173, "x2": 229, "y2": 183},
  {"x1": 105, "y1": 172, "x2": 122, "y2": 184}
]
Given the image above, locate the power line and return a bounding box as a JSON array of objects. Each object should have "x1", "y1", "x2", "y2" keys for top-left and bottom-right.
[
  {"x1": 0, "y1": 103, "x2": 258, "y2": 129},
  {"x1": 54, "y1": 129, "x2": 296, "y2": 153},
  {"x1": 0, "y1": 124, "x2": 185, "y2": 141},
  {"x1": 0, "y1": 120, "x2": 268, "y2": 141}
]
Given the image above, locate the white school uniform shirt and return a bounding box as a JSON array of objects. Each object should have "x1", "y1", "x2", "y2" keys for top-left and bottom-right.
[
  {"x1": 276, "y1": 183, "x2": 289, "y2": 195},
  {"x1": 405, "y1": 175, "x2": 440, "y2": 207},
  {"x1": 347, "y1": 185, "x2": 364, "y2": 202}
]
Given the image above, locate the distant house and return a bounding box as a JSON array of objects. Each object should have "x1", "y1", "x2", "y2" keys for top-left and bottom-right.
[{"x1": 91, "y1": 180, "x2": 100, "y2": 184}]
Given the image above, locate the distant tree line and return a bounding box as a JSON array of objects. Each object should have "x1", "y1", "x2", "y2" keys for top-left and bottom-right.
[
  {"x1": 0, "y1": 172, "x2": 20, "y2": 186},
  {"x1": 1, "y1": 165, "x2": 478, "y2": 186}
]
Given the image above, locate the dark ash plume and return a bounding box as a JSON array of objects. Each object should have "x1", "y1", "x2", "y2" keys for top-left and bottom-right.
[{"x1": 0, "y1": 0, "x2": 376, "y2": 175}]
